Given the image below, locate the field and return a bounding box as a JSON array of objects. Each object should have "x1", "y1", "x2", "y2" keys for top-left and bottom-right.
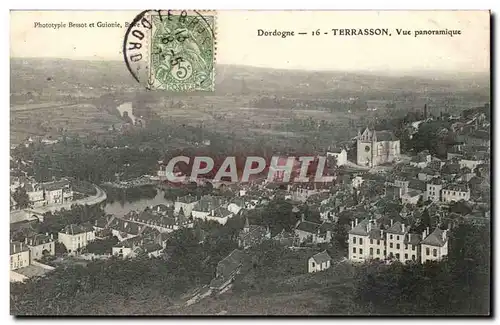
[
  {"x1": 173, "y1": 261, "x2": 357, "y2": 315},
  {"x1": 10, "y1": 102, "x2": 122, "y2": 145}
]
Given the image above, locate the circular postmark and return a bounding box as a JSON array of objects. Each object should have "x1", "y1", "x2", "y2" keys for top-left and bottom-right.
[{"x1": 123, "y1": 10, "x2": 215, "y2": 92}]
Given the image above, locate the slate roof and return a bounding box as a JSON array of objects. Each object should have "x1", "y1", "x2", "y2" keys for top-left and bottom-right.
[
  {"x1": 404, "y1": 233, "x2": 422, "y2": 245},
  {"x1": 60, "y1": 224, "x2": 94, "y2": 236},
  {"x1": 26, "y1": 233, "x2": 53, "y2": 246},
  {"x1": 295, "y1": 221, "x2": 322, "y2": 234},
  {"x1": 385, "y1": 221, "x2": 409, "y2": 235},
  {"x1": 310, "y1": 250, "x2": 331, "y2": 264},
  {"x1": 348, "y1": 219, "x2": 370, "y2": 236},
  {"x1": 443, "y1": 184, "x2": 469, "y2": 192},
  {"x1": 408, "y1": 180, "x2": 426, "y2": 192},
  {"x1": 10, "y1": 241, "x2": 29, "y2": 255},
  {"x1": 421, "y1": 228, "x2": 448, "y2": 247}
]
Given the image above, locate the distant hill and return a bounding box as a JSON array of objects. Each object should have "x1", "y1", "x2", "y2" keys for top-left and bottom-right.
[{"x1": 10, "y1": 58, "x2": 490, "y2": 98}]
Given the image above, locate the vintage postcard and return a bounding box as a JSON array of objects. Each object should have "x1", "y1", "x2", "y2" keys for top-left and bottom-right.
[{"x1": 10, "y1": 10, "x2": 490, "y2": 316}]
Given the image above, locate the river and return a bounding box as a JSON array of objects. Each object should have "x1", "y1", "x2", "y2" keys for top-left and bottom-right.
[{"x1": 104, "y1": 189, "x2": 173, "y2": 216}]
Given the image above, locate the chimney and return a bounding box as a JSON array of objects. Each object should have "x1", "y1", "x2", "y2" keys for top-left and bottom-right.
[
  {"x1": 367, "y1": 221, "x2": 372, "y2": 232},
  {"x1": 350, "y1": 220, "x2": 354, "y2": 229},
  {"x1": 390, "y1": 219, "x2": 393, "y2": 227},
  {"x1": 24, "y1": 237, "x2": 28, "y2": 244},
  {"x1": 426, "y1": 227, "x2": 430, "y2": 236},
  {"x1": 422, "y1": 229, "x2": 427, "y2": 239},
  {"x1": 301, "y1": 213, "x2": 305, "y2": 222},
  {"x1": 442, "y1": 230, "x2": 447, "y2": 242},
  {"x1": 50, "y1": 234, "x2": 53, "y2": 240},
  {"x1": 355, "y1": 218, "x2": 358, "y2": 226},
  {"x1": 408, "y1": 233, "x2": 411, "y2": 242},
  {"x1": 401, "y1": 223, "x2": 405, "y2": 233},
  {"x1": 46, "y1": 232, "x2": 49, "y2": 237}
]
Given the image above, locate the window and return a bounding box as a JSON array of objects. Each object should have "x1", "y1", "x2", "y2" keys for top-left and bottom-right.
[
  {"x1": 433, "y1": 249, "x2": 437, "y2": 257},
  {"x1": 390, "y1": 235, "x2": 393, "y2": 240},
  {"x1": 353, "y1": 237, "x2": 356, "y2": 244},
  {"x1": 359, "y1": 249, "x2": 363, "y2": 255},
  {"x1": 312, "y1": 262, "x2": 315, "y2": 267},
  {"x1": 396, "y1": 244, "x2": 400, "y2": 249},
  {"x1": 370, "y1": 239, "x2": 373, "y2": 244},
  {"x1": 377, "y1": 249, "x2": 380, "y2": 255},
  {"x1": 404, "y1": 254, "x2": 408, "y2": 259},
  {"x1": 353, "y1": 247, "x2": 356, "y2": 253},
  {"x1": 405, "y1": 244, "x2": 408, "y2": 250},
  {"x1": 359, "y1": 238, "x2": 363, "y2": 245},
  {"x1": 426, "y1": 248, "x2": 430, "y2": 255},
  {"x1": 377, "y1": 240, "x2": 380, "y2": 245},
  {"x1": 389, "y1": 243, "x2": 393, "y2": 248},
  {"x1": 395, "y1": 253, "x2": 400, "y2": 260},
  {"x1": 412, "y1": 255, "x2": 416, "y2": 261},
  {"x1": 396, "y1": 236, "x2": 399, "y2": 240},
  {"x1": 370, "y1": 248, "x2": 373, "y2": 255}
]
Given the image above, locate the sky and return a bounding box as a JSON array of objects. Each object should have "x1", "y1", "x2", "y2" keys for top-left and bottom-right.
[{"x1": 10, "y1": 10, "x2": 490, "y2": 73}]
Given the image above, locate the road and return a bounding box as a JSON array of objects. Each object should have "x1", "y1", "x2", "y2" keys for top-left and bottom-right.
[{"x1": 10, "y1": 185, "x2": 107, "y2": 223}]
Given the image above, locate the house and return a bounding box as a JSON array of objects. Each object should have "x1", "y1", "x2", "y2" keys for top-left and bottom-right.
[
  {"x1": 308, "y1": 250, "x2": 332, "y2": 273},
  {"x1": 459, "y1": 158, "x2": 484, "y2": 172},
  {"x1": 348, "y1": 218, "x2": 385, "y2": 262},
  {"x1": 385, "y1": 221, "x2": 412, "y2": 262},
  {"x1": 58, "y1": 224, "x2": 95, "y2": 254},
  {"x1": 294, "y1": 219, "x2": 322, "y2": 243},
  {"x1": 420, "y1": 227, "x2": 449, "y2": 263},
  {"x1": 418, "y1": 168, "x2": 439, "y2": 182},
  {"x1": 227, "y1": 197, "x2": 245, "y2": 215},
  {"x1": 40, "y1": 179, "x2": 73, "y2": 204},
  {"x1": 209, "y1": 249, "x2": 246, "y2": 290},
  {"x1": 205, "y1": 207, "x2": 234, "y2": 225},
  {"x1": 191, "y1": 195, "x2": 225, "y2": 220},
  {"x1": 174, "y1": 195, "x2": 199, "y2": 217},
  {"x1": 238, "y1": 217, "x2": 271, "y2": 249},
  {"x1": 25, "y1": 183, "x2": 45, "y2": 207},
  {"x1": 356, "y1": 127, "x2": 400, "y2": 167},
  {"x1": 112, "y1": 236, "x2": 164, "y2": 259},
  {"x1": 410, "y1": 150, "x2": 432, "y2": 169},
  {"x1": 294, "y1": 218, "x2": 333, "y2": 244},
  {"x1": 273, "y1": 229, "x2": 299, "y2": 247},
  {"x1": 10, "y1": 241, "x2": 30, "y2": 271},
  {"x1": 25, "y1": 233, "x2": 55, "y2": 262},
  {"x1": 401, "y1": 190, "x2": 421, "y2": 205},
  {"x1": 441, "y1": 184, "x2": 470, "y2": 203},
  {"x1": 327, "y1": 147, "x2": 347, "y2": 166},
  {"x1": 425, "y1": 178, "x2": 443, "y2": 202}
]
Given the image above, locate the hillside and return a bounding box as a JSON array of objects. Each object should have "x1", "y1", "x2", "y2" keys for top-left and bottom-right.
[{"x1": 11, "y1": 58, "x2": 490, "y2": 97}]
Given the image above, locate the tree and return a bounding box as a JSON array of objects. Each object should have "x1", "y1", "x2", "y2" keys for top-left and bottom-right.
[{"x1": 12, "y1": 187, "x2": 30, "y2": 209}]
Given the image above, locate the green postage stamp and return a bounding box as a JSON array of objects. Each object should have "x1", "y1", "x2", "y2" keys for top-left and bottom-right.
[{"x1": 124, "y1": 10, "x2": 216, "y2": 92}]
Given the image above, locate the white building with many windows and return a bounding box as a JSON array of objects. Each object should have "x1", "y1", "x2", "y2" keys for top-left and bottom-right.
[
  {"x1": 348, "y1": 218, "x2": 448, "y2": 264},
  {"x1": 440, "y1": 184, "x2": 470, "y2": 203},
  {"x1": 58, "y1": 224, "x2": 95, "y2": 254}
]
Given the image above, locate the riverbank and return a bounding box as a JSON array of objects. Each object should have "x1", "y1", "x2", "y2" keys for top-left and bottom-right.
[{"x1": 10, "y1": 185, "x2": 107, "y2": 223}]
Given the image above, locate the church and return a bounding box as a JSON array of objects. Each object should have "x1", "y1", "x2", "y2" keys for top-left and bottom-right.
[{"x1": 356, "y1": 127, "x2": 400, "y2": 167}]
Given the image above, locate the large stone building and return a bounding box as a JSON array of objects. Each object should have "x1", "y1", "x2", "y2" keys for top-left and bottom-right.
[
  {"x1": 356, "y1": 127, "x2": 400, "y2": 167},
  {"x1": 348, "y1": 218, "x2": 449, "y2": 264}
]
